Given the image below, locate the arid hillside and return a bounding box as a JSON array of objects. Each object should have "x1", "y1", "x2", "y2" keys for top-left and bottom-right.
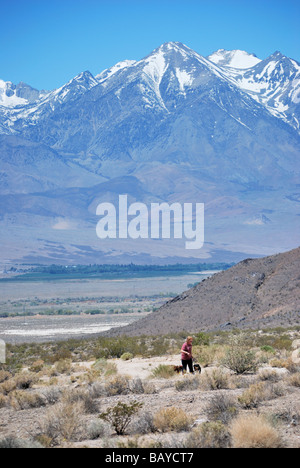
[{"x1": 108, "y1": 247, "x2": 300, "y2": 336}]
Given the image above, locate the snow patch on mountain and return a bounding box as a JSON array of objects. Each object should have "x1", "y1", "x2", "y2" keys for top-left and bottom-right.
[
  {"x1": 208, "y1": 49, "x2": 262, "y2": 69},
  {"x1": 0, "y1": 80, "x2": 29, "y2": 107},
  {"x1": 96, "y1": 60, "x2": 136, "y2": 84},
  {"x1": 175, "y1": 68, "x2": 193, "y2": 92},
  {"x1": 143, "y1": 53, "x2": 168, "y2": 85}
]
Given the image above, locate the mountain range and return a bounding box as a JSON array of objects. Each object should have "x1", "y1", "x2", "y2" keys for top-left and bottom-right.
[{"x1": 0, "y1": 42, "x2": 299, "y2": 265}]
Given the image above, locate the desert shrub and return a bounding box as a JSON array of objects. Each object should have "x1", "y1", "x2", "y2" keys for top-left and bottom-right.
[
  {"x1": 153, "y1": 407, "x2": 191, "y2": 433},
  {"x1": 29, "y1": 360, "x2": 45, "y2": 373},
  {"x1": 271, "y1": 335, "x2": 292, "y2": 351},
  {"x1": 95, "y1": 336, "x2": 141, "y2": 359},
  {"x1": 175, "y1": 375, "x2": 201, "y2": 392},
  {"x1": 230, "y1": 414, "x2": 283, "y2": 448},
  {"x1": 54, "y1": 359, "x2": 72, "y2": 375},
  {"x1": 185, "y1": 421, "x2": 231, "y2": 448},
  {"x1": 288, "y1": 372, "x2": 300, "y2": 388},
  {"x1": 145, "y1": 336, "x2": 170, "y2": 357},
  {"x1": 238, "y1": 382, "x2": 274, "y2": 409},
  {"x1": 193, "y1": 332, "x2": 210, "y2": 346},
  {"x1": 117, "y1": 436, "x2": 144, "y2": 448},
  {"x1": 42, "y1": 387, "x2": 62, "y2": 405},
  {"x1": 206, "y1": 393, "x2": 239, "y2": 425},
  {"x1": 99, "y1": 401, "x2": 143, "y2": 435},
  {"x1": 142, "y1": 381, "x2": 158, "y2": 394},
  {"x1": 14, "y1": 372, "x2": 37, "y2": 390},
  {"x1": 131, "y1": 411, "x2": 156, "y2": 435},
  {"x1": 104, "y1": 375, "x2": 130, "y2": 396},
  {"x1": 92, "y1": 358, "x2": 117, "y2": 377},
  {"x1": 269, "y1": 357, "x2": 286, "y2": 368},
  {"x1": 270, "y1": 357, "x2": 299, "y2": 373},
  {"x1": 201, "y1": 368, "x2": 230, "y2": 390},
  {"x1": 0, "y1": 436, "x2": 25, "y2": 448},
  {"x1": 87, "y1": 420, "x2": 110, "y2": 440},
  {"x1": 258, "y1": 369, "x2": 281, "y2": 382},
  {"x1": 151, "y1": 364, "x2": 175, "y2": 379},
  {"x1": 121, "y1": 352, "x2": 133, "y2": 361},
  {"x1": 50, "y1": 346, "x2": 72, "y2": 363},
  {"x1": 42, "y1": 401, "x2": 85, "y2": 445},
  {"x1": 0, "y1": 372, "x2": 37, "y2": 395},
  {"x1": 34, "y1": 434, "x2": 52, "y2": 448},
  {"x1": 129, "y1": 378, "x2": 145, "y2": 394},
  {"x1": 238, "y1": 382, "x2": 267, "y2": 409},
  {"x1": 0, "y1": 394, "x2": 7, "y2": 408},
  {"x1": 274, "y1": 407, "x2": 299, "y2": 426},
  {"x1": 89, "y1": 382, "x2": 106, "y2": 399},
  {"x1": 0, "y1": 370, "x2": 11, "y2": 384},
  {"x1": 283, "y1": 358, "x2": 299, "y2": 373},
  {"x1": 0, "y1": 436, "x2": 44, "y2": 449},
  {"x1": 222, "y1": 347, "x2": 258, "y2": 375},
  {"x1": 62, "y1": 388, "x2": 99, "y2": 414},
  {"x1": 0, "y1": 378, "x2": 17, "y2": 395},
  {"x1": 192, "y1": 345, "x2": 216, "y2": 368},
  {"x1": 260, "y1": 345, "x2": 275, "y2": 354},
  {"x1": 10, "y1": 390, "x2": 46, "y2": 410}
]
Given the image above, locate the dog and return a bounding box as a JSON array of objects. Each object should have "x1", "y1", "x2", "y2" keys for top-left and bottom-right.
[
  {"x1": 193, "y1": 363, "x2": 202, "y2": 374},
  {"x1": 173, "y1": 363, "x2": 202, "y2": 374}
]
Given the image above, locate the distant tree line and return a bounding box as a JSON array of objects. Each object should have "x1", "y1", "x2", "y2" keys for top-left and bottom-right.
[{"x1": 26, "y1": 262, "x2": 234, "y2": 276}]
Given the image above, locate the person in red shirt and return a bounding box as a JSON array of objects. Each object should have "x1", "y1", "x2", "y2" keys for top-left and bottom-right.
[{"x1": 181, "y1": 336, "x2": 194, "y2": 374}]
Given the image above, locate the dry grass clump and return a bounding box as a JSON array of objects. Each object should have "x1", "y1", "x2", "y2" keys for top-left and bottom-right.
[
  {"x1": 175, "y1": 375, "x2": 201, "y2": 392},
  {"x1": 206, "y1": 392, "x2": 239, "y2": 425},
  {"x1": 29, "y1": 360, "x2": 45, "y2": 373},
  {"x1": 186, "y1": 421, "x2": 231, "y2": 448},
  {"x1": 153, "y1": 407, "x2": 191, "y2": 433},
  {"x1": 238, "y1": 381, "x2": 286, "y2": 409},
  {"x1": 104, "y1": 375, "x2": 131, "y2": 396},
  {"x1": 288, "y1": 372, "x2": 300, "y2": 388},
  {"x1": 13, "y1": 372, "x2": 38, "y2": 389},
  {"x1": 0, "y1": 436, "x2": 44, "y2": 449},
  {"x1": 269, "y1": 357, "x2": 299, "y2": 373},
  {"x1": 87, "y1": 419, "x2": 110, "y2": 440},
  {"x1": 62, "y1": 388, "x2": 99, "y2": 414},
  {"x1": 258, "y1": 369, "x2": 281, "y2": 382},
  {"x1": 201, "y1": 368, "x2": 231, "y2": 390},
  {"x1": 53, "y1": 359, "x2": 72, "y2": 375},
  {"x1": 0, "y1": 370, "x2": 11, "y2": 384},
  {"x1": 151, "y1": 364, "x2": 175, "y2": 379},
  {"x1": 230, "y1": 414, "x2": 283, "y2": 448},
  {"x1": 0, "y1": 393, "x2": 7, "y2": 408},
  {"x1": 0, "y1": 371, "x2": 37, "y2": 396},
  {"x1": 42, "y1": 401, "x2": 85, "y2": 445},
  {"x1": 9, "y1": 390, "x2": 46, "y2": 410},
  {"x1": 130, "y1": 411, "x2": 156, "y2": 435}
]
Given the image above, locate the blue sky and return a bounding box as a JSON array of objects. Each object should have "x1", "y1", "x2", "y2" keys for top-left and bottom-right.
[{"x1": 0, "y1": 0, "x2": 299, "y2": 90}]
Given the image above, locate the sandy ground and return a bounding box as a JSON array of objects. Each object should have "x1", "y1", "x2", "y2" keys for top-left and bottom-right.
[{"x1": 109, "y1": 354, "x2": 182, "y2": 379}]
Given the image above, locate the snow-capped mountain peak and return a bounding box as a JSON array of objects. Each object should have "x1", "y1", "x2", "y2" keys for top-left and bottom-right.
[
  {"x1": 208, "y1": 49, "x2": 262, "y2": 69},
  {"x1": 0, "y1": 43, "x2": 299, "y2": 137}
]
